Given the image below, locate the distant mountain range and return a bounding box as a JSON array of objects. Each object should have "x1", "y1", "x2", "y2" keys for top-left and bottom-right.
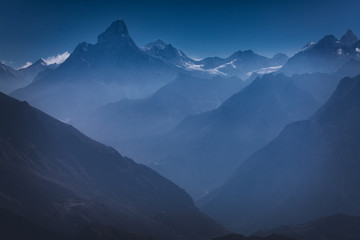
[
  {"x1": 126, "y1": 73, "x2": 321, "y2": 198},
  {"x1": 199, "y1": 74, "x2": 360, "y2": 233},
  {"x1": 6, "y1": 21, "x2": 358, "y2": 125},
  {"x1": 12, "y1": 19, "x2": 283, "y2": 121},
  {"x1": 281, "y1": 29, "x2": 360, "y2": 75},
  {"x1": 0, "y1": 92, "x2": 226, "y2": 240},
  {"x1": 142, "y1": 39, "x2": 288, "y2": 80}
]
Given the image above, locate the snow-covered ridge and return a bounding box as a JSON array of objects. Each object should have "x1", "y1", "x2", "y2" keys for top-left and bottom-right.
[{"x1": 184, "y1": 62, "x2": 227, "y2": 76}]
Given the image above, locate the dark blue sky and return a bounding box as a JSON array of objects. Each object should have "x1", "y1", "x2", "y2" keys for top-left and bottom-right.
[{"x1": 1, "y1": 0, "x2": 359, "y2": 67}]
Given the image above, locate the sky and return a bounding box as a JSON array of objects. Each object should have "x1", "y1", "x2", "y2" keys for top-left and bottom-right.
[{"x1": 1, "y1": 0, "x2": 359, "y2": 68}]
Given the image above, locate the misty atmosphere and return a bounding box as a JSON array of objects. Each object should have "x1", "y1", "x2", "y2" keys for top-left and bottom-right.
[{"x1": 1, "y1": 0, "x2": 360, "y2": 239}]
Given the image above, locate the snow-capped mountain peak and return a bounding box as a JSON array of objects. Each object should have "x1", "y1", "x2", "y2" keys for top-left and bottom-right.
[{"x1": 143, "y1": 39, "x2": 167, "y2": 50}]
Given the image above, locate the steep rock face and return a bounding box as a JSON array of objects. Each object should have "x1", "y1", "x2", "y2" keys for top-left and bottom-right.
[
  {"x1": 200, "y1": 75, "x2": 360, "y2": 234},
  {"x1": 281, "y1": 30, "x2": 360, "y2": 75},
  {"x1": 0, "y1": 93, "x2": 226, "y2": 240},
  {"x1": 11, "y1": 20, "x2": 178, "y2": 120},
  {"x1": 131, "y1": 74, "x2": 320, "y2": 198}
]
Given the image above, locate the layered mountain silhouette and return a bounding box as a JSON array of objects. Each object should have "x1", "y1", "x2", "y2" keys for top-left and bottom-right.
[
  {"x1": 11, "y1": 20, "x2": 178, "y2": 120},
  {"x1": 257, "y1": 214, "x2": 360, "y2": 240},
  {"x1": 0, "y1": 92, "x2": 226, "y2": 240},
  {"x1": 292, "y1": 59, "x2": 360, "y2": 102},
  {"x1": 77, "y1": 74, "x2": 247, "y2": 148},
  {"x1": 128, "y1": 73, "x2": 320, "y2": 198},
  {"x1": 200, "y1": 74, "x2": 360, "y2": 234},
  {"x1": 281, "y1": 30, "x2": 360, "y2": 75}
]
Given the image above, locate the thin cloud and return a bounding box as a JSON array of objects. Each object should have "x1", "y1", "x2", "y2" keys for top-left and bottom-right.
[{"x1": 43, "y1": 51, "x2": 70, "y2": 65}]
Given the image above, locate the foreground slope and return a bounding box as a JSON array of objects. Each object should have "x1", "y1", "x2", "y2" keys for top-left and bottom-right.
[
  {"x1": 0, "y1": 93, "x2": 226, "y2": 240},
  {"x1": 257, "y1": 214, "x2": 360, "y2": 240},
  {"x1": 213, "y1": 234, "x2": 293, "y2": 240},
  {"x1": 200, "y1": 75, "x2": 360, "y2": 233}
]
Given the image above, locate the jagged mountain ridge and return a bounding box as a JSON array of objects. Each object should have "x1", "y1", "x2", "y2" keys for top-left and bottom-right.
[
  {"x1": 143, "y1": 39, "x2": 288, "y2": 79},
  {"x1": 281, "y1": 29, "x2": 360, "y2": 75}
]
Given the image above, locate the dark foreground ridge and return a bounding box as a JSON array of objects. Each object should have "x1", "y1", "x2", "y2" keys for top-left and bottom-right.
[{"x1": 0, "y1": 92, "x2": 226, "y2": 240}]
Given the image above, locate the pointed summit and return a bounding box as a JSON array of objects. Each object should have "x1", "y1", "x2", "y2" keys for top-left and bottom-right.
[
  {"x1": 144, "y1": 39, "x2": 167, "y2": 50},
  {"x1": 340, "y1": 29, "x2": 358, "y2": 47},
  {"x1": 97, "y1": 19, "x2": 131, "y2": 44}
]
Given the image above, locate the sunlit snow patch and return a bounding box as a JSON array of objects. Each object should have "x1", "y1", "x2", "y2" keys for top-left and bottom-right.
[
  {"x1": 184, "y1": 62, "x2": 227, "y2": 76},
  {"x1": 247, "y1": 65, "x2": 283, "y2": 77}
]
